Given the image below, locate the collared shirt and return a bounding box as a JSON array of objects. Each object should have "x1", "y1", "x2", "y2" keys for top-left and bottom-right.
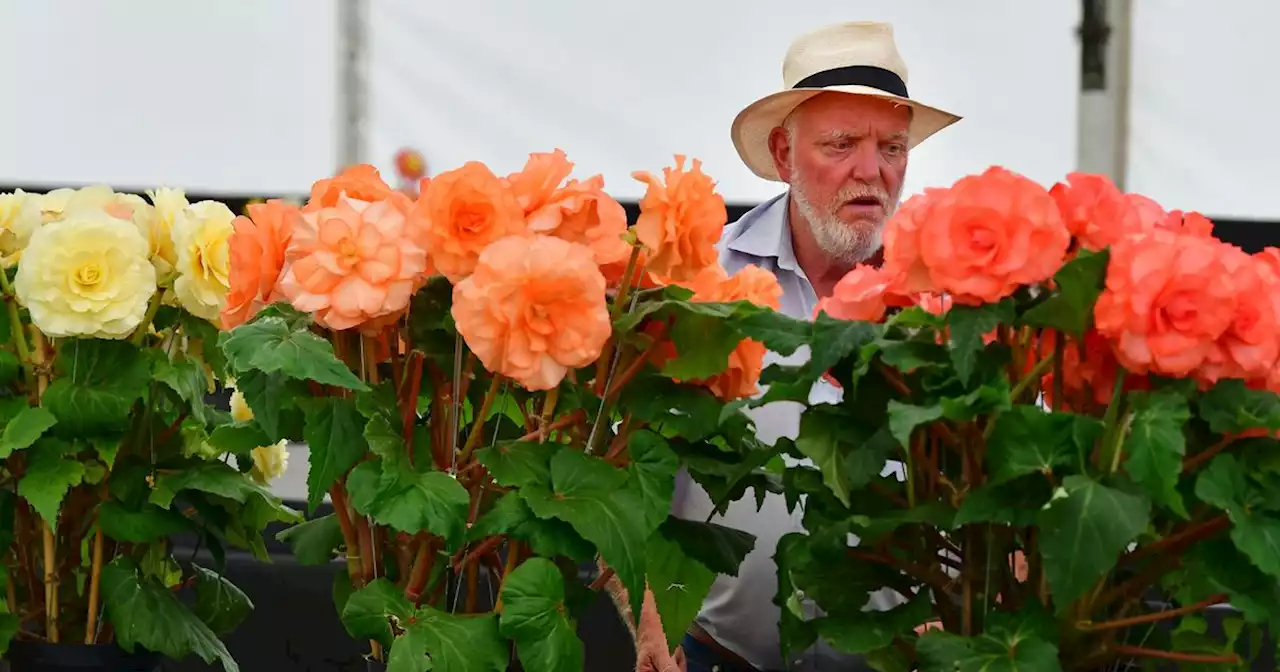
[{"x1": 672, "y1": 192, "x2": 899, "y2": 671}]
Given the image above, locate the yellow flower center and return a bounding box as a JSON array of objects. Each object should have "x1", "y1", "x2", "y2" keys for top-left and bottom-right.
[{"x1": 74, "y1": 261, "x2": 104, "y2": 289}]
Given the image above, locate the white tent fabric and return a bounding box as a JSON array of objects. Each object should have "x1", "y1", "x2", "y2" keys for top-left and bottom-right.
[
  {"x1": 0, "y1": 0, "x2": 336, "y2": 196},
  {"x1": 366, "y1": 0, "x2": 1082, "y2": 203},
  {"x1": 1127, "y1": 2, "x2": 1280, "y2": 219}
]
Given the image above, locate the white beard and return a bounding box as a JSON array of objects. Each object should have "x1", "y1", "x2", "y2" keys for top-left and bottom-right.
[{"x1": 791, "y1": 175, "x2": 897, "y2": 270}]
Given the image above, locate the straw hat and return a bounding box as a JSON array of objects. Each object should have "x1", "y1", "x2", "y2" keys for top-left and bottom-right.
[{"x1": 731, "y1": 21, "x2": 961, "y2": 182}]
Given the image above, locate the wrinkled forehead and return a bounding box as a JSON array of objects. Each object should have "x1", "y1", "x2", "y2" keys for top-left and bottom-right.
[{"x1": 788, "y1": 92, "x2": 912, "y2": 139}]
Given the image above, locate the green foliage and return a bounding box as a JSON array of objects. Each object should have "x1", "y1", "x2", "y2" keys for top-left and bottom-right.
[
  {"x1": 770, "y1": 267, "x2": 1280, "y2": 669},
  {"x1": 499, "y1": 558, "x2": 584, "y2": 672}
]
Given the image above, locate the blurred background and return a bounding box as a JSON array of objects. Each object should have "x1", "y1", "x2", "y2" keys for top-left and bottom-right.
[{"x1": 1, "y1": 1, "x2": 1276, "y2": 669}]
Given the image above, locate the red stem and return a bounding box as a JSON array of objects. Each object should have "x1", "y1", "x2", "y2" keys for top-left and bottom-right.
[
  {"x1": 1182, "y1": 434, "x2": 1236, "y2": 474},
  {"x1": 1111, "y1": 645, "x2": 1240, "y2": 664},
  {"x1": 1081, "y1": 594, "x2": 1228, "y2": 631}
]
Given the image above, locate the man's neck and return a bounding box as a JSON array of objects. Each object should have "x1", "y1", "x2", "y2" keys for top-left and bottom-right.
[{"x1": 787, "y1": 197, "x2": 883, "y2": 300}]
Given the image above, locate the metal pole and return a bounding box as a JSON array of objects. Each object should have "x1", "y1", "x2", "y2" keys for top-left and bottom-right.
[
  {"x1": 1075, "y1": 0, "x2": 1132, "y2": 189},
  {"x1": 337, "y1": 0, "x2": 368, "y2": 170}
]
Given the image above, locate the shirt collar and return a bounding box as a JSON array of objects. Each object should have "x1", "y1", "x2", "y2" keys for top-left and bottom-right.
[{"x1": 725, "y1": 192, "x2": 801, "y2": 273}]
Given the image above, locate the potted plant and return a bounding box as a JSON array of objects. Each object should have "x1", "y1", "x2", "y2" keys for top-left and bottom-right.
[
  {"x1": 0, "y1": 186, "x2": 298, "y2": 671},
  {"x1": 769, "y1": 167, "x2": 1280, "y2": 670},
  {"x1": 220, "y1": 155, "x2": 797, "y2": 669}
]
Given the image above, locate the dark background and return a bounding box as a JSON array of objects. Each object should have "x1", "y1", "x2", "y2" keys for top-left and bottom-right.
[{"x1": 5, "y1": 184, "x2": 1276, "y2": 670}]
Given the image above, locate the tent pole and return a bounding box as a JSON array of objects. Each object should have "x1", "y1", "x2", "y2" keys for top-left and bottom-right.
[
  {"x1": 1076, "y1": 0, "x2": 1132, "y2": 189},
  {"x1": 337, "y1": 0, "x2": 368, "y2": 170}
]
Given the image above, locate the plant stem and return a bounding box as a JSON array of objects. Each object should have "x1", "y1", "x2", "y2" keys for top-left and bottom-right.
[
  {"x1": 494, "y1": 541, "x2": 523, "y2": 612},
  {"x1": 538, "y1": 387, "x2": 560, "y2": 443},
  {"x1": 130, "y1": 290, "x2": 164, "y2": 346},
  {"x1": 84, "y1": 525, "x2": 105, "y2": 644},
  {"x1": 1123, "y1": 515, "x2": 1229, "y2": 565},
  {"x1": 1110, "y1": 645, "x2": 1240, "y2": 664},
  {"x1": 41, "y1": 519, "x2": 58, "y2": 642},
  {"x1": 1182, "y1": 434, "x2": 1236, "y2": 474},
  {"x1": 590, "y1": 567, "x2": 615, "y2": 592},
  {"x1": 516, "y1": 409, "x2": 585, "y2": 443},
  {"x1": 464, "y1": 562, "x2": 480, "y2": 613},
  {"x1": 1051, "y1": 334, "x2": 1065, "y2": 411},
  {"x1": 404, "y1": 537, "x2": 436, "y2": 604},
  {"x1": 1009, "y1": 355, "x2": 1055, "y2": 405},
  {"x1": 329, "y1": 485, "x2": 363, "y2": 587},
  {"x1": 1080, "y1": 593, "x2": 1228, "y2": 632},
  {"x1": 457, "y1": 375, "x2": 503, "y2": 465},
  {"x1": 1098, "y1": 373, "x2": 1130, "y2": 474},
  {"x1": 355, "y1": 516, "x2": 376, "y2": 585},
  {"x1": 0, "y1": 268, "x2": 33, "y2": 386}
]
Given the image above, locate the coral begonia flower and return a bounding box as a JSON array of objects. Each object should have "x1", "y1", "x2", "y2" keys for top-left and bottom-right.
[
  {"x1": 631, "y1": 156, "x2": 725, "y2": 284},
  {"x1": 221, "y1": 199, "x2": 297, "y2": 330},
  {"x1": 452, "y1": 234, "x2": 611, "y2": 391},
  {"x1": 279, "y1": 197, "x2": 429, "y2": 332}
]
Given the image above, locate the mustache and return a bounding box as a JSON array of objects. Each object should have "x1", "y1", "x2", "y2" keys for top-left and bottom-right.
[{"x1": 838, "y1": 184, "x2": 890, "y2": 206}]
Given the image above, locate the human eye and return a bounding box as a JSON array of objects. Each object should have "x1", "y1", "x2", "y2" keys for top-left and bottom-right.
[{"x1": 883, "y1": 142, "x2": 906, "y2": 157}]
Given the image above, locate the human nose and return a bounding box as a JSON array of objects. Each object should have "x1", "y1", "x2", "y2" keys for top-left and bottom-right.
[{"x1": 848, "y1": 142, "x2": 881, "y2": 182}]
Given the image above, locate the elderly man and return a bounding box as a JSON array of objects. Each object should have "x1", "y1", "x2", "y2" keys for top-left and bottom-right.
[{"x1": 636, "y1": 21, "x2": 961, "y2": 672}]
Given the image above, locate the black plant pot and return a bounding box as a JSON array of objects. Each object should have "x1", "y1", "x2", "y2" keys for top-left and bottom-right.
[
  {"x1": 5, "y1": 641, "x2": 162, "y2": 672},
  {"x1": 365, "y1": 656, "x2": 386, "y2": 672}
]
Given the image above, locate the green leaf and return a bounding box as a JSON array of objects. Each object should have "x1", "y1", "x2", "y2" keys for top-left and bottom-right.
[
  {"x1": 154, "y1": 354, "x2": 213, "y2": 425},
  {"x1": 1037, "y1": 475, "x2": 1150, "y2": 610},
  {"x1": 885, "y1": 400, "x2": 944, "y2": 450},
  {"x1": 149, "y1": 462, "x2": 277, "y2": 509},
  {"x1": 98, "y1": 501, "x2": 193, "y2": 543},
  {"x1": 499, "y1": 558, "x2": 585, "y2": 672},
  {"x1": 796, "y1": 407, "x2": 860, "y2": 506},
  {"x1": 234, "y1": 370, "x2": 305, "y2": 442},
  {"x1": 521, "y1": 450, "x2": 651, "y2": 620},
  {"x1": 342, "y1": 578, "x2": 410, "y2": 647},
  {"x1": 947, "y1": 299, "x2": 1014, "y2": 386},
  {"x1": 402, "y1": 610, "x2": 506, "y2": 672},
  {"x1": 657, "y1": 517, "x2": 755, "y2": 577},
  {"x1": 302, "y1": 396, "x2": 369, "y2": 513},
  {"x1": 1019, "y1": 249, "x2": 1109, "y2": 337},
  {"x1": 817, "y1": 592, "x2": 932, "y2": 655},
  {"x1": 619, "y1": 375, "x2": 724, "y2": 442},
  {"x1": 1184, "y1": 540, "x2": 1280, "y2": 627},
  {"x1": 808, "y1": 314, "x2": 880, "y2": 379},
  {"x1": 730, "y1": 308, "x2": 811, "y2": 356},
  {"x1": 101, "y1": 558, "x2": 239, "y2": 672},
  {"x1": 955, "y1": 475, "x2": 1053, "y2": 527},
  {"x1": 219, "y1": 315, "x2": 367, "y2": 390},
  {"x1": 0, "y1": 350, "x2": 20, "y2": 387},
  {"x1": 346, "y1": 579, "x2": 507, "y2": 672},
  {"x1": 191, "y1": 564, "x2": 253, "y2": 636},
  {"x1": 17, "y1": 439, "x2": 85, "y2": 525},
  {"x1": 476, "y1": 441, "x2": 559, "y2": 489},
  {"x1": 987, "y1": 407, "x2": 1100, "y2": 485},
  {"x1": 356, "y1": 464, "x2": 471, "y2": 547},
  {"x1": 1198, "y1": 379, "x2": 1280, "y2": 435},
  {"x1": 1191, "y1": 454, "x2": 1280, "y2": 578},
  {"x1": 0, "y1": 406, "x2": 56, "y2": 458},
  {"x1": 662, "y1": 303, "x2": 742, "y2": 380},
  {"x1": 917, "y1": 626, "x2": 1061, "y2": 672},
  {"x1": 275, "y1": 514, "x2": 345, "y2": 566},
  {"x1": 43, "y1": 339, "x2": 152, "y2": 436},
  {"x1": 469, "y1": 493, "x2": 594, "y2": 561},
  {"x1": 645, "y1": 530, "x2": 716, "y2": 650},
  {"x1": 878, "y1": 340, "x2": 949, "y2": 372},
  {"x1": 0, "y1": 612, "x2": 15, "y2": 656},
  {"x1": 626, "y1": 430, "x2": 679, "y2": 530},
  {"x1": 1123, "y1": 389, "x2": 1191, "y2": 518},
  {"x1": 206, "y1": 423, "x2": 272, "y2": 458}
]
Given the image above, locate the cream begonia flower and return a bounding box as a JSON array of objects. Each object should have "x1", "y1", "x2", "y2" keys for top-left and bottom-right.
[
  {"x1": 0, "y1": 190, "x2": 43, "y2": 267},
  {"x1": 14, "y1": 210, "x2": 158, "y2": 339},
  {"x1": 229, "y1": 387, "x2": 253, "y2": 423},
  {"x1": 143, "y1": 187, "x2": 188, "y2": 281},
  {"x1": 249, "y1": 440, "x2": 289, "y2": 485},
  {"x1": 172, "y1": 200, "x2": 234, "y2": 322}
]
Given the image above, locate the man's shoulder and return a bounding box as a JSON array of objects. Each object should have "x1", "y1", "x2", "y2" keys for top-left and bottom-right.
[{"x1": 715, "y1": 191, "x2": 788, "y2": 264}]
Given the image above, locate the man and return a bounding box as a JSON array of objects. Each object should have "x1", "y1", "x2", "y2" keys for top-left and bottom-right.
[{"x1": 637, "y1": 21, "x2": 961, "y2": 672}]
